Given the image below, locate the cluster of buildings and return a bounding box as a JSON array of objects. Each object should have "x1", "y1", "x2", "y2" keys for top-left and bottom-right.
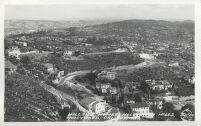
[
  {"x1": 145, "y1": 80, "x2": 173, "y2": 91},
  {"x1": 41, "y1": 63, "x2": 65, "y2": 84}
]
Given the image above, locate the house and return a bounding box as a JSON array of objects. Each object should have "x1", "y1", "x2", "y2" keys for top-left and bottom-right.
[
  {"x1": 168, "y1": 62, "x2": 179, "y2": 67},
  {"x1": 64, "y1": 50, "x2": 73, "y2": 56},
  {"x1": 130, "y1": 102, "x2": 155, "y2": 119},
  {"x1": 188, "y1": 76, "x2": 195, "y2": 84},
  {"x1": 109, "y1": 87, "x2": 118, "y2": 95},
  {"x1": 16, "y1": 41, "x2": 27, "y2": 47},
  {"x1": 52, "y1": 71, "x2": 65, "y2": 84},
  {"x1": 146, "y1": 99, "x2": 163, "y2": 110},
  {"x1": 43, "y1": 63, "x2": 54, "y2": 73},
  {"x1": 7, "y1": 46, "x2": 21, "y2": 59},
  {"x1": 162, "y1": 96, "x2": 179, "y2": 101},
  {"x1": 79, "y1": 97, "x2": 107, "y2": 114},
  {"x1": 139, "y1": 53, "x2": 155, "y2": 60},
  {"x1": 98, "y1": 71, "x2": 117, "y2": 80},
  {"x1": 5, "y1": 60, "x2": 17, "y2": 75},
  {"x1": 96, "y1": 83, "x2": 111, "y2": 94}
]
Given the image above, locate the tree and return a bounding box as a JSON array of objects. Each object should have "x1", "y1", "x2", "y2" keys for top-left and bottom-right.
[
  {"x1": 163, "y1": 102, "x2": 174, "y2": 113},
  {"x1": 140, "y1": 80, "x2": 150, "y2": 97},
  {"x1": 58, "y1": 107, "x2": 71, "y2": 121},
  {"x1": 20, "y1": 55, "x2": 31, "y2": 65},
  {"x1": 134, "y1": 93, "x2": 142, "y2": 102},
  {"x1": 16, "y1": 65, "x2": 26, "y2": 75}
]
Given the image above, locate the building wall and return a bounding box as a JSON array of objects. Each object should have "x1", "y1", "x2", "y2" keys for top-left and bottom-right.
[{"x1": 94, "y1": 102, "x2": 106, "y2": 114}]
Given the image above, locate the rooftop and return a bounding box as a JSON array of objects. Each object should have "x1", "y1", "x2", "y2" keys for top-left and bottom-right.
[{"x1": 79, "y1": 97, "x2": 97, "y2": 110}]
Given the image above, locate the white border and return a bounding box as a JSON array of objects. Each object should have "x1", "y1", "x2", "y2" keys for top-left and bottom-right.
[{"x1": 0, "y1": 0, "x2": 200, "y2": 126}]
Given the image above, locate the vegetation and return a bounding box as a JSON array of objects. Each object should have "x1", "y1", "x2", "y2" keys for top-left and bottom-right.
[
  {"x1": 5, "y1": 73, "x2": 60, "y2": 121},
  {"x1": 64, "y1": 52, "x2": 143, "y2": 73}
]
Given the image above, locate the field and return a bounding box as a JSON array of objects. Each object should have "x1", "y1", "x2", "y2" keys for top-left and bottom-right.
[{"x1": 64, "y1": 52, "x2": 143, "y2": 73}]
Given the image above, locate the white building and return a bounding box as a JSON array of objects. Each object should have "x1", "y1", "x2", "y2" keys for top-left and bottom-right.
[
  {"x1": 146, "y1": 80, "x2": 172, "y2": 91},
  {"x1": 79, "y1": 97, "x2": 107, "y2": 114},
  {"x1": 146, "y1": 99, "x2": 163, "y2": 110},
  {"x1": 168, "y1": 62, "x2": 179, "y2": 67},
  {"x1": 96, "y1": 83, "x2": 111, "y2": 94},
  {"x1": 139, "y1": 53, "x2": 155, "y2": 60},
  {"x1": 8, "y1": 47, "x2": 21, "y2": 59},
  {"x1": 162, "y1": 96, "x2": 179, "y2": 101},
  {"x1": 64, "y1": 50, "x2": 73, "y2": 56},
  {"x1": 52, "y1": 71, "x2": 65, "y2": 84}
]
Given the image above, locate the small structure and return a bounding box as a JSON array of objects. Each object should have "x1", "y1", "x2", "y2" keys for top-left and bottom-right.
[
  {"x1": 64, "y1": 50, "x2": 73, "y2": 56},
  {"x1": 43, "y1": 63, "x2": 54, "y2": 73},
  {"x1": 146, "y1": 99, "x2": 163, "y2": 110},
  {"x1": 162, "y1": 96, "x2": 179, "y2": 101},
  {"x1": 98, "y1": 71, "x2": 117, "y2": 80},
  {"x1": 109, "y1": 87, "x2": 118, "y2": 95},
  {"x1": 139, "y1": 53, "x2": 155, "y2": 60},
  {"x1": 130, "y1": 102, "x2": 155, "y2": 119},
  {"x1": 168, "y1": 62, "x2": 179, "y2": 67},
  {"x1": 79, "y1": 97, "x2": 107, "y2": 114},
  {"x1": 52, "y1": 71, "x2": 65, "y2": 84},
  {"x1": 16, "y1": 41, "x2": 27, "y2": 47},
  {"x1": 7, "y1": 46, "x2": 21, "y2": 59},
  {"x1": 96, "y1": 83, "x2": 111, "y2": 94},
  {"x1": 188, "y1": 76, "x2": 195, "y2": 84},
  {"x1": 5, "y1": 60, "x2": 17, "y2": 75}
]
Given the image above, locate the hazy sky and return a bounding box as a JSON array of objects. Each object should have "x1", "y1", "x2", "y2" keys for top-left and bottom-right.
[{"x1": 5, "y1": 4, "x2": 194, "y2": 21}]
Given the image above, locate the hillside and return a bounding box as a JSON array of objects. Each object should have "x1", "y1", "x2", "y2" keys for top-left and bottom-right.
[
  {"x1": 79, "y1": 19, "x2": 194, "y2": 43},
  {"x1": 5, "y1": 73, "x2": 60, "y2": 121}
]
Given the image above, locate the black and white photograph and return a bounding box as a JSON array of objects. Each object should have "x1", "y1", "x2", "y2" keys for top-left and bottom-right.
[{"x1": 3, "y1": 1, "x2": 196, "y2": 122}]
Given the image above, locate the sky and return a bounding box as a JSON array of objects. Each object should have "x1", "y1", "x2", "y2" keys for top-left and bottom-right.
[{"x1": 5, "y1": 4, "x2": 194, "y2": 21}]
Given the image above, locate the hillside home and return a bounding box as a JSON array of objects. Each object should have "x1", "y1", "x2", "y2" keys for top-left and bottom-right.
[
  {"x1": 98, "y1": 71, "x2": 117, "y2": 80},
  {"x1": 52, "y1": 71, "x2": 65, "y2": 84},
  {"x1": 43, "y1": 63, "x2": 54, "y2": 73},
  {"x1": 96, "y1": 83, "x2": 111, "y2": 94},
  {"x1": 16, "y1": 41, "x2": 27, "y2": 47},
  {"x1": 146, "y1": 99, "x2": 163, "y2": 110},
  {"x1": 64, "y1": 50, "x2": 73, "y2": 56},
  {"x1": 109, "y1": 87, "x2": 118, "y2": 95},
  {"x1": 139, "y1": 53, "x2": 155, "y2": 60},
  {"x1": 168, "y1": 62, "x2": 179, "y2": 67}
]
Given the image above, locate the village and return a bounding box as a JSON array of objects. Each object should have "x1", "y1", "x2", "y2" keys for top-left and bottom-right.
[{"x1": 4, "y1": 19, "x2": 195, "y2": 121}]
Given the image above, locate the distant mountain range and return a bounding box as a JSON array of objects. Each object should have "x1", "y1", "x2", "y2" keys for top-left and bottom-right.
[
  {"x1": 4, "y1": 19, "x2": 118, "y2": 36},
  {"x1": 71, "y1": 19, "x2": 194, "y2": 43},
  {"x1": 5, "y1": 19, "x2": 194, "y2": 44}
]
